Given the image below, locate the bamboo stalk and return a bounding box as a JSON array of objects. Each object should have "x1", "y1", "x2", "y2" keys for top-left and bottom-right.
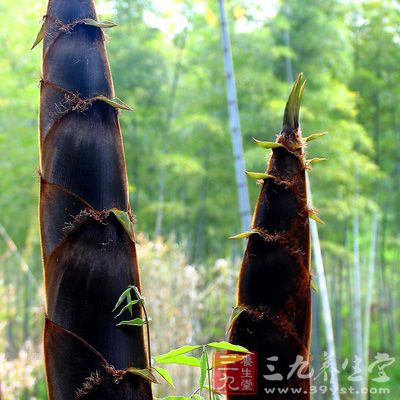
[
  {"x1": 363, "y1": 211, "x2": 378, "y2": 390},
  {"x1": 218, "y1": 0, "x2": 252, "y2": 232},
  {"x1": 307, "y1": 177, "x2": 340, "y2": 400},
  {"x1": 352, "y1": 169, "x2": 363, "y2": 398}
]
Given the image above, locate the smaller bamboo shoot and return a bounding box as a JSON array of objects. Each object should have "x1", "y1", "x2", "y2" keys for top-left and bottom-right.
[{"x1": 228, "y1": 75, "x2": 313, "y2": 399}]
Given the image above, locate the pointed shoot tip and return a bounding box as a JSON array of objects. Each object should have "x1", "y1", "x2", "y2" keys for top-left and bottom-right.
[{"x1": 282, "y1": 73, "x2": 306, "y2": 133}]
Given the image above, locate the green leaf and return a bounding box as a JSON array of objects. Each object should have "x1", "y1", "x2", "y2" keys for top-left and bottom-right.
[
  {"x1": 154, "y1": 366, "x2": 175, "y2": 388},
  {"x1": 245, "y1": 171, "x2": 274, "y2": 180},
  {"x1": 156, "y1": 355, "x2": 201, "y2": 367},
  {"x1": 299, "y1": 79, "x2": 307, "y2": 104},
  {"x1": 228, "y1": 231, "x2": 251, "y2": 240},
  {"x1": 199, "y1": 350, "x2": 207, "y2": 389},
  {"x1": 110, "y1": 209, "x2": 134, "y2": 240},
  {"x1": 253, "y1": 138, "x2": 284, "y2": 149},
  {"x1": 207, "y1": 341, "x2": 250, "y2": 353},
  {"x1": 95, "y1": 95, "x2": 132, "y2": 111},
  {"x1": 82, "y1": 18, "x2": 118, "y2": 28},
  {"x1": 226, "y1": 306, "x2": 245, "y2": 334},
  {"x1": 31, "y1": 23, "x2": 44, "y2": 50},
  {"x1": 283, "y1": 73, "x2": 305, "y2": 132},
  {"x1": 112, "y1": 286, "x2": 132, "y2": 312},
  {"x1": 132, "y1": 285, "x2": 144, "y2": 301},
  {"x1": 303, "y1": 132, "x2": 327, "y2": 142},
  {"x1": 311, "y1": 280, "x2": 318, "y2": 292},
  {"x1": 228, "y1": 229, "x2": 261, "y2": 240},
  {"x1": 309, "y1": 211, "x2": 325, "y2": 224},
  {"x1": 126, "y1": 291, "x2": 133, "y2": 316},
  {"x1": 114, "y1": 299, "x2": 142, "y2": 319},
  {"x1": 155, "y1": 345, "x2": 202, "y2": 361},
  {"x1": 116, "y1": 318, "x2": 145, "y2": 327},
  {"x1": 126, "y1": 367, "x2": 158, "y2": 383},
  {"x1": 307, "y1": 157, "x2": 328, "y2": 165}
]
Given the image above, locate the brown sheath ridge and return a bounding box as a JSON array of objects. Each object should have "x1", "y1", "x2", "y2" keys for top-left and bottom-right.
[
  {"x1": 228, "y1": 74, "x2": 313, "y2": 400},
  {"x1": 36, "y1": 0, "x2": 152, "y2": 398}
]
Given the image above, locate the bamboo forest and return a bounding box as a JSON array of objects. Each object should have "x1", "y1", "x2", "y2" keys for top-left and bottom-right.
[{"x1": 0, "y1": 0, "x2": 399, "y2": 399}]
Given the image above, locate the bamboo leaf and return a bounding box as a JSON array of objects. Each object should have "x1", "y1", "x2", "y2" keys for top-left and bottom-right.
[
  {"x1": 132, "y1": 285, "x2": 145, "y2": 301},
  {"x1": 229, "y1": 231, "x2": 251, "y2": 239},
  {"x1": 228, "y1": 229, "x2": 261, "y2": 240},
  {"x1": 154, "y1": 366, "x2": 175, "y2": 388},
  {"x1": 311, "y1": 280, "x2": 318, "y2": 292},
  {"x1": 298, "y1": 79, "x2": 307, "y2": 108},
  {"x1": 253, "y1": 138, "x2": 284, "y2": 149},
  {"x1": 116, "y1": 318, "x2": 145, "y2": 327},
  {"x1": 126, "y1": 291, "x2": 133, "y2": 316},
  {"x1": 155, "y1": 355, "x2": 201, "y2": 367},
  {"x1": 283, "y1": 73, "x2": 304, "y2": 131},
  {"x1": 112, "y1": 286, "x2": 133, "y2": 312},
  {"x1": 199, "y1": 350, "x2": 207, "y2": 389},
  {"x1": 309, "y1": 211, "x2": 325, "y2": 224},
  {"x1": 307, "y1": 157, "x2": 328, "y2": 165},
  {"x1": 111, "y1": 209, "x2": 134, "y2": 240},
  {"x1": 303, "y1": 132, "x2": 327, "y2": 142},
  {"x1": 207, "y1": 341, "x2": 250, "y2": 353},
  {"x1": 126, "y1": 367, "x2": 158, "y2": 383},
  {"x1": 82, "y1": 18, "x2": 118, "y2": 28},
  {"x1": 226, "y1": 305, "x2": 245, "y2": 333},
  {"x1": 95, "y1": 95, "x2": 132, "y2": 111},
  {"x1": 31, "y1": 23, "x2": 44, "y2": 50},
  {"x1": 245, "y1": 171, "x2": 274, "y2": 180},
  {"x1": 114, "y1": 299, "x2": 142, "y2": 318},
  {"x1": 155, "y1": 397, "x2": 193, "y2": 400},
  {"x1": 155, "y1": 345, "x2": 202, "y2": 361}
]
